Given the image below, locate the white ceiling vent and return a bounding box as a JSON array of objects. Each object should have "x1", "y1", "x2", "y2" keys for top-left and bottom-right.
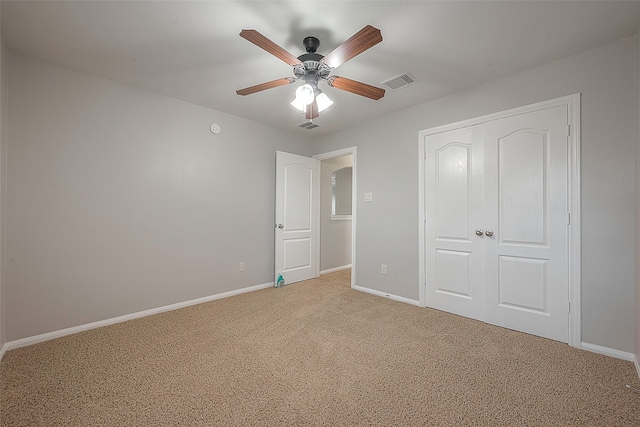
[
  {"x1": 299, "y1": 121, "x2": 319, "y2": 130},
  {"x1": 381, "y1": 73, "x2": 417, "y2": 91}
]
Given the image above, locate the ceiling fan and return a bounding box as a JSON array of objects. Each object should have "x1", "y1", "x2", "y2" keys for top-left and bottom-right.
[{"x1": 236, "y1": 25, "x2": 385, "y2": 122}]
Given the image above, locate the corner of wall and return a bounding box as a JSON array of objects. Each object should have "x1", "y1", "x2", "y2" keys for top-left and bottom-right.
[
  {"x1": 0, "y1": 5, "x2": 7, "y2": 358},
  {"x1": 634, "y1": 30, "x2": 640, "y2": 378}
]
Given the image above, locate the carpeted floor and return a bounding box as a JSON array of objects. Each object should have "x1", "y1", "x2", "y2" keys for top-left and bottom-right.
[{"x1": 1, "y1": 269, "x2": 639, "y2": 426}]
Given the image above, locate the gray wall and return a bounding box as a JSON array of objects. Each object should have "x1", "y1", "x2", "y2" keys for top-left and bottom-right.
[
  {"x1": 5, "y1": 53, "x2": 314, "y2": 341},
  {"x1": 313, "y1": 36, "x2": 636, "y2": 354},
  {"x1": 0, "y1": 9, "x2": 6, "y2": 351},
  {"x1": 635, "y1": 31, "x2": 640, "y2": 369},
  {"x1": 320, "y1": 155, "x2": 352, "y2": 272}
]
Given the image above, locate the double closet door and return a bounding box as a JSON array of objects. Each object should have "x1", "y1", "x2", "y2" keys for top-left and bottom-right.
[{"x1": 425, "y1": 105, "x2": 570, "y2": 342}]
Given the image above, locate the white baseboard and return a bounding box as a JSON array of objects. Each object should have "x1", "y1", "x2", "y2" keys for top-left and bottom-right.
[
  {"x1": 0, "y1": 342, "x2": 7, "y2": 361},
  {"x1": 353, "y1": 285, "x2": 421, "y2": 307},
  {"x1": 581, "y1": 342, "x2": 636, "y2": 362},
  {"x1": 320, "y1": 264, "x2": 352, "y2": 275},
  {"x1": 0, "y1": 281, "x2": 274, "y2": 358},
  {"x1": 635, "y1": 353, "x2": 640, "y2": 379}
]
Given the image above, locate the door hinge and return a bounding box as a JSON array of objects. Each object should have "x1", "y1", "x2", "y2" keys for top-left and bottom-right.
[
  {"x1": 567, "y1": 212, "x2": 571, "y2": 225},
  {"x1": 567, "y1": 124, "x2": 571, "y2": 137},
  {"x1": 424, "y1": 149, "x2": 426, "y2": 160}
]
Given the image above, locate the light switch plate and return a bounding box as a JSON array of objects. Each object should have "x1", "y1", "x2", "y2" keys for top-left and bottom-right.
[{"x1": 364, "y1": 192, "x2": 373, "y2": 202}]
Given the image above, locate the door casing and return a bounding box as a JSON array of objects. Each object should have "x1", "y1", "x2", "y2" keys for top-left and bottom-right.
[{"x1": 314, "y1": 147, "x2": 357, "y2": 289}]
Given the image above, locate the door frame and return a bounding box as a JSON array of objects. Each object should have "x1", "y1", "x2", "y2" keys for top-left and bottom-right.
[
  {"x1": 418, "y1": 94, "x2": 581, "y2": 348},
  {"x1": 314, "y1": 147, "x2": 357, "y2": 289}
]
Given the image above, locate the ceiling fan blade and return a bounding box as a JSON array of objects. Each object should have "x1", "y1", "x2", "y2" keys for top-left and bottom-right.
[
  {"x1": 320, "y1": 25, "x2": 382, "y2": 69},
  {"x1": 327, "y1": 76, "x2": 385, "y2": 100},
  {"x1": 240, "y1": 29, "x2": 303, "y2": 67},
  {"x1": 236, "y1": 78, "x2": 295, "y2": 96},
  {"x1": 305, "y1": 100, "x2": 319, "y2": 120}
]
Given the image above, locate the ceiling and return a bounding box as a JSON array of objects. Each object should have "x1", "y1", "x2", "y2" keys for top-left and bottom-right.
[{"x1": 3, "y1": 1, "x2": 640, "y2": 136}]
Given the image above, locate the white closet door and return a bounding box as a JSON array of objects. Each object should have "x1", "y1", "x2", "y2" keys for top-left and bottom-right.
[
  {"x1": 425, "y1": 125, "x2": 485, "y2": 321},
  {"x1": 483, "y1": 106, "x2": 570, "y2": 342}
]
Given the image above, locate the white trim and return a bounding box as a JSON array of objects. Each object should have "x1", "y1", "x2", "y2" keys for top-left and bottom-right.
[
  {"x1": 418, "y1": 93, "x2": 582, "y2": 347},
  {"x1": 320, "y1": 264, "x2": 352, "y2": 275},
  {"x1": 314, "y1": 147, "x2": 357, "y2": 289},
  {"x1": 581, "y1": 342, "x2": 636, "y2": 362},
  {"x1": 315, "y1": 157, "x2": 321, "y2": 279},
  {"x1": 0, "y1": 281, "x2": 274, "y2": 355},
  {"x1": 418, "y1": 135, "x2": 427, "y2": 307},
  {"x1": 330, "y1": 215, "x2": 352, "y2": 221},
  {"x1": 353, "y1": 285, "x2": 422, "y2": 307},
  {"x1": 635, "y1": 354, "x2": 640, "y2": 379},
  {"x1": 567, "y1": 94, "x2": 582, "y2": 349},
  {"x1": 418, "y1": 94, "x2": 581, "y2": 137}
]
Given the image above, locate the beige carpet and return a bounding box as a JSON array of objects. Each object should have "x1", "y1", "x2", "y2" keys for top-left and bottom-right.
[{"x1": 1, "y1": 269, "x2": 639, "y2": 426}]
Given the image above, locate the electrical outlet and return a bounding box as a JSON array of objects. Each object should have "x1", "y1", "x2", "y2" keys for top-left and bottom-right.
[
  {"x1": 239, "y1": 262, "x2": 245, "y2": 272},
  {"x1": 381, "y1": 264, "x2": 387, "y2": 275}
]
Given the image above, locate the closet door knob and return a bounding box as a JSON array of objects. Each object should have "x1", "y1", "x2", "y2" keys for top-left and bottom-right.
[
  {"x1": 475, "y1": 229, "x2": 484, "y2": 236},
  {"x1": 485, "y1": 230, "x2": 494, "y2": 237}
]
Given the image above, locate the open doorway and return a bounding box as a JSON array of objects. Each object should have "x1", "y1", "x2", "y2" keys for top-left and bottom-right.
[{"x1": 314, "y1": 148, "x2": 356, "y2": 288}]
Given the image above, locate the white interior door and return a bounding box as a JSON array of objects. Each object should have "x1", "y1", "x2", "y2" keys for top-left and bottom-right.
[
  {"x1": 275, "y1": 151, "x2": 318, "y2": 286},
  {"x1": 425, "y1": 125, "x2": 485, "y2": 321},
  {"x1": 483, "y1": 106, "x2": 569, "y2": 342},
  {"x1": 424, "y1": 105, "x2": 570, "y2": 343}
]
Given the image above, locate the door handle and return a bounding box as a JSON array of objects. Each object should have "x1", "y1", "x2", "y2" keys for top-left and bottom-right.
[
  {"x1": 276, "y1": 224, "x2": 284, "y2": 229},
  {"x1": 485, "y1": 230, "x2": 493, "y2": 237},
  {"x1": 475, "y1": 229, "x2": 484, "y2": 236}
]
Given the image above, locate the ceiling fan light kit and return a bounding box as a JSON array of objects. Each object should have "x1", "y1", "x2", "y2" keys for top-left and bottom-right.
[
  {"x1": 291, "y1": 89, "x2": 333, "y2": 114},
  {"x1": 237, "y1": 25, "x2": 386, "y2": 125}
]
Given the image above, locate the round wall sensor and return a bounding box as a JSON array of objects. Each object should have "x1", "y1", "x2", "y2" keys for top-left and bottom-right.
[{"x1": 210, "y1": 123, "x2": 221, "y2": 134}]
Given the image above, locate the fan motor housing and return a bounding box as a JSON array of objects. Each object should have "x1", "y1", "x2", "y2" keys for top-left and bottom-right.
[
  {"x1": 296, "y1": 47, "x2": 331, "y2": 81},
  {"x1": 297, "y1": 53, "x2": 323, "y2": 63},
  {"x1": 296, "y1": 36, "x2": 330, "y2": 79}
]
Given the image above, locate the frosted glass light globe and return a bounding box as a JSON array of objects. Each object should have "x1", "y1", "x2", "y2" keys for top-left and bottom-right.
[{"x1": 295, "y1": 84, "x2": 315, "y2": 106}]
